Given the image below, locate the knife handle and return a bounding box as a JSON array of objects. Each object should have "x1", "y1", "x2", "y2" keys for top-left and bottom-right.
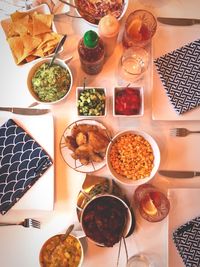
[
  {"x1": 195, "y1": 172, "x2": 200, "y2": 176},
  {"x1": 0, "y1": 107, "x2": 12, "y2": 112},
  {"x1": 194, "y1": 19, "x2": 200, "y2": 24}
]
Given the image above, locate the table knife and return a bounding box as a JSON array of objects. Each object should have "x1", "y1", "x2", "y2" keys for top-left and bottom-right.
[
  {"x1": 0, "y1": 107, "x2": 50, "y2": 115},
  {"x1": 159, "y1": 170, "x2": 200, "y2": 178},
  {"x1": 157, "y1": 17, "x2": 200, "y2": 26}
]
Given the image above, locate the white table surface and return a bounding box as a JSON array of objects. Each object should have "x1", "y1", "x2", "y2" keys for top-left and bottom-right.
[{"x1": 0, "y1": 0, "x2": 200, "y2": 267}]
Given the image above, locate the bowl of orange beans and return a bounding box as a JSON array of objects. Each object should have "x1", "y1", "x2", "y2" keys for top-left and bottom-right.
[{"x1": 106, "y1": 130, "x2": 160, "y2": 186}]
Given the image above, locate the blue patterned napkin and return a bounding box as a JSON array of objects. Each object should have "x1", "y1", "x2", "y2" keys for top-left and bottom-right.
[
  {"x1": 173, "y1": 216, "x2": 200, "y2": 267},
  {"x1": 154, "y1": 39, "x2": 200, "y2": 115},
  {"x1": 0, "y1": 119, "x2": 53, "y2": 215}
]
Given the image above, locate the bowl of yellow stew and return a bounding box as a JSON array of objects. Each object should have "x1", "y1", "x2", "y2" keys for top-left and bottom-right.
[{"x1": 39, "y1": 233, "x2": 83, "y2": 267}]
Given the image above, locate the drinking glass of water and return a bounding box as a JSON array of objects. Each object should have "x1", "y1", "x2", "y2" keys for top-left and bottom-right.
[{"x1": 118, "y1": 46, "x2": 149, "y2": 84}]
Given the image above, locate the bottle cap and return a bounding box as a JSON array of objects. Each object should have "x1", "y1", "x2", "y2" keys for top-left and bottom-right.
[
  {"x1": 83, "y1": 30, "x2": 99, "y2": 48},
  {"x1": 99, "y1": 14, "x2": 120, "y2": 37}
]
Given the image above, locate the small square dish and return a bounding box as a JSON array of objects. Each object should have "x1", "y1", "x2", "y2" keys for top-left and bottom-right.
[
  {"x1": 76, "y1": 87, "x2": 106, "y2": 117},
  {"x1": 113, "y1": 86, "x2": 144, "y2": 117},
  {"x1": 0, "y1": 4, "x2": 63, "y2": 65}
]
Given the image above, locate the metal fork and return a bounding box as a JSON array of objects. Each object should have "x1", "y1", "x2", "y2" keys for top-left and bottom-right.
[
  {"x1": 170, "y1": 128, "x2": 200, "y2": 137},
  {"x1": 0, "y1": 218, "x2": 40, "y2": 228}
]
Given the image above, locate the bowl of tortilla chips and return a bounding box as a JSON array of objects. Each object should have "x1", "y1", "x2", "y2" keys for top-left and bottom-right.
[{"x1": 0, "y1": 4, "x2": 63, "y2": 65}]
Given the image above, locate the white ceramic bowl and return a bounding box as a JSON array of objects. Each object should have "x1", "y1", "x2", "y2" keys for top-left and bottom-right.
[
  {"x1": 27, "y1": 57, "x2": 73, "y2": 105},
  {"x1": 74, "y1": 0, "x2": 129, "y2": 27},
  {"x1": 113, "y1": 86, "x2": 144, "y2": 117},
  {"x1": 106, "y1": 130, "x2": 160, "y2": 186},
  {"x1": 76, "y1": 87, "x2": 107, "y2": 117}
]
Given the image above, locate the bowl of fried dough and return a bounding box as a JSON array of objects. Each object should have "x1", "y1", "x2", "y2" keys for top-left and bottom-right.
[{"x1": 60, "y1": 119, "x2": 111, "y2": 173}]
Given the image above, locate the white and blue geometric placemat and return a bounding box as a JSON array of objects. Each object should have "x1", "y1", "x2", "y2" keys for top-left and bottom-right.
[
  {"x1": 0, "y1": 119, "x2": 53, "y2": 215},
  {"x1": 154, "y1": 39, "x2": 200, "y2": 115},
  {"x1": 173, "y1": 216, "x2": 200, "y2": 267}
]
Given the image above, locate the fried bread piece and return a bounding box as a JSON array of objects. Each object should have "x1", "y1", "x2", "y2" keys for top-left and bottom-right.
[
  {"x1": 88, "y1": 131, "x2": 109, "y2": 153},
  {"x1": 71, "y1": 124, "x2": 99, "y2": 137},
  {"x1": 65, "y1": 136, "x2": 78, "y2": 151},
  {"x1": 76, "y1": 132, "x2": 87, "y2": 146}
]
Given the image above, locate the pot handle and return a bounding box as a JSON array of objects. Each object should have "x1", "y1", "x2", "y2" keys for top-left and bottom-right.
[
  {"x1": 73, "y1": 230, "x2": 86, "y2": 239},
  {"x1": 61, "y1": 56, "x2": 73, "y2": 64}
]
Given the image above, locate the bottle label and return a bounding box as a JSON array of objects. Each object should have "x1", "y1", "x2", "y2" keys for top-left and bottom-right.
[{"x1": 80, "y1": 57, "x2": 104, "y2": 75}]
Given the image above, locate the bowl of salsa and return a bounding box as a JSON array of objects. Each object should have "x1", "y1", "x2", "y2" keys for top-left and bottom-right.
[{"x1": 27, "y1": 57, "x2": 73, "y2": 104}]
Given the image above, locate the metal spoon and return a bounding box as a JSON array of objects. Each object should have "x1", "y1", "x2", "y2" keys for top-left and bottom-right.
[
  {"x1": 116, "y1": 212, "x2": 128, "y2": 267},
  {"x1": 60, "y1": 224, "x2": 74, "y2": 242},
  {"x1": 49, "y1": 34, "x2": 67, "y2": 67}
]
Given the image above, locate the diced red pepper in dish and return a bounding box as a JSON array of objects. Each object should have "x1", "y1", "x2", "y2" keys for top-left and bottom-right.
[{"x1": 115, "y1": 87, "x2": 141, "y2": 115}]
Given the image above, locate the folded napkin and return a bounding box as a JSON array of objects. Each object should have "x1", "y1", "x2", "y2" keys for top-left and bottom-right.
[
  {"x1": 154, "y1": 39, "x2": 200, "y2": 115},
  {"x1": 0, "y1": 119, "x2": 53, "y2": 215},
  {"x1": 173, "y1": 216, "x2": 200, "y2": 267}
]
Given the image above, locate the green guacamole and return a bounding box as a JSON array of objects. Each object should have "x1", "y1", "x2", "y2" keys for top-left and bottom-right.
[{"x1": 32, "y1": 62, "x2": 71, "y2": 102}]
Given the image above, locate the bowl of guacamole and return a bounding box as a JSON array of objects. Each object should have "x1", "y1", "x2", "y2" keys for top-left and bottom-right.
[{"x1": 27, "y1": 58, "x2": 73, "y2": 104}]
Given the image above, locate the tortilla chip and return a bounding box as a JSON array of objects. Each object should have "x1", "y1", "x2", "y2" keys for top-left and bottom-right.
[
  {"x1": 37, "y1": 32, "x2": 56, "y2": 48},
  {"x1": 7, "y1": 36, "x2": 25, "y2": 64},
  {"x1": 43, "y1": 38, "x2": 59, "y2": 49},
  {"x1": 32, "y1": 12, "x2": 53, "y2": 28},
  {"x1": 46, "y1": 47, "x2": 55, "y2": 55},
  {"x1": 32, "y1": 17, "x2": 52, "y2": 35},
  {"x1": 25, "y1": 54, "x2": 37, "y2": 62},
  {"x1": 6, "y1": 21, "x2": 18, "y2": 38},
  {"x1": 33, "y1": 48, "x2": 44, "y2": 57},
  {"x1": 22, "y1": 34, "x2": 41, "y2": 54},
  {"x1": 26, "y1": 20, "x2": 33, "y2": 35},
  {"x1": 10, "y1": 11, "x2": 28, "y2": 22},
  {"x1": 51, "y1": 32, "x2": 62, "y2": 42},
  {"x1": 12, "y1": 15, "x2": 30, "y2": 35}
]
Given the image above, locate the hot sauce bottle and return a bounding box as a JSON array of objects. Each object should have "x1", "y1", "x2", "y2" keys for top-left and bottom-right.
[{"x1": 78, "y1": 30, "x2": 105, "y2": 75}]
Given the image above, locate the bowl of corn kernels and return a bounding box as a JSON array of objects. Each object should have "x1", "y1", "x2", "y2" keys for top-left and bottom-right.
[{"x1": 106, "y1": 130, "x2": 160, "y2": 186}]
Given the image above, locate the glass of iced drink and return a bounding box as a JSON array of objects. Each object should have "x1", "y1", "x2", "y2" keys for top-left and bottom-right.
[
  {"x1": 122, "y1": 10, "x2": 157, "y2": 48},
  {"x1": 134, "y1": 184, "x2": 170, "y2": 223}
]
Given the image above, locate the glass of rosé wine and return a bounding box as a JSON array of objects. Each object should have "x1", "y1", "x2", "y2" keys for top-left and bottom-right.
[
  {"x1": 134, "y1": 184, "x2": 170, "y2": 223},
  {"x1": 122, "y1": 10, "x2": 157, "y2": 48}
]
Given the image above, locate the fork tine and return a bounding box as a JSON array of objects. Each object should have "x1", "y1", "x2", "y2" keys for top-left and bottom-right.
[
  {"x1": 31, "y1": 220, "x2": 41, "y2": 229},
  {"x1": 30, "y1": 218, "x2": 40, "y2": 224},
  {"x1": 170, "y1": 128, "x2": 188, "y2": 137},
  {"x1": 25, "y1": 218, "x2": 41, "y2": 229},
  {"x1": 170, "y1": 128, "x2": 178, "y2": 136}
]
